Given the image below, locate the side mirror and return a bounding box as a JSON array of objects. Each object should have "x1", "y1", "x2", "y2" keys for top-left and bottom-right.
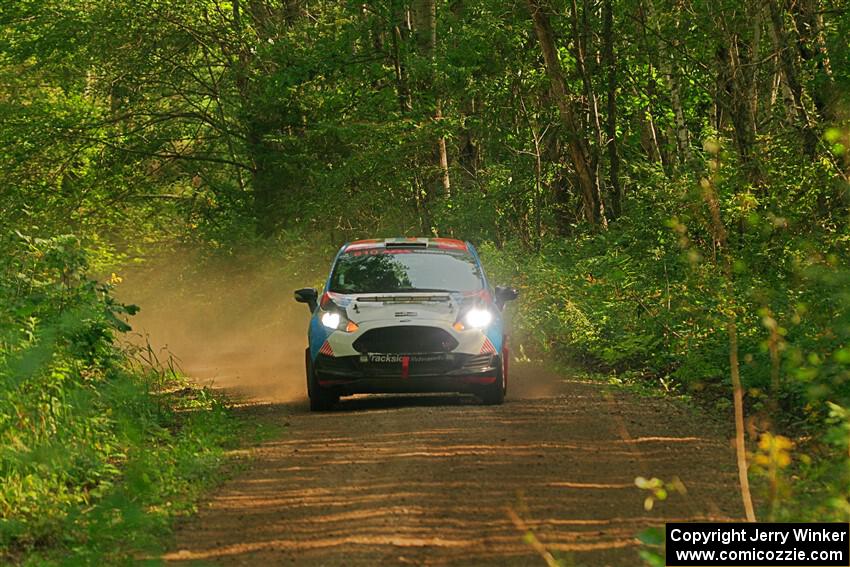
[
  {"x1": 494, "y1": 285, "x2": 519, "y2": 308},
  {"x1": 294, "y1": 288, "x2": 319, "y2": 312}
]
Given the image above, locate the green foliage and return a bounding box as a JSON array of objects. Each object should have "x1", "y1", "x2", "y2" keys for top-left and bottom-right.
[
  {"x1": 482, "y1": 154, "x2": 850, "y2": 419},
  {"x1": 0, "y1": 234, "x2": 240, "y2": 564},
  {"x1": 1, "y1": 0, "x2": 849, "y2": 537},
  {"x1": 480, "y1": 141, "x2": 850, "y2": 522},
  {"x1": 636, "y1": 527, "x2": 666, "y2": 567}
]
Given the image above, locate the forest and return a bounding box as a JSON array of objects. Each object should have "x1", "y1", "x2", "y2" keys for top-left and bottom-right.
[{"x1": 1, "y1": 0, "x2": 849, "y2": 563}]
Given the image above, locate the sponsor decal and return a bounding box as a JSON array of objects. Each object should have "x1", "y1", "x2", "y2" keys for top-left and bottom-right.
[
  {"x1": 349, "y1": 248, "x2": 413, "y2": 256},
  {"x1": 367, "y1": 353, "x2": 448, "y2": 363},
  {"x1": 356, "y1": 295, "x2": 450, "y2": 304}
]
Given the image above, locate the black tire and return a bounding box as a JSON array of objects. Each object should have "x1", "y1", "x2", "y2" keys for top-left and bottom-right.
[
  {"x1": 306, "y1": 348, "x2": 338, "y2": 411},
  {"x1": 478, "y1": 354, "x2": 506, "y2": 405}
]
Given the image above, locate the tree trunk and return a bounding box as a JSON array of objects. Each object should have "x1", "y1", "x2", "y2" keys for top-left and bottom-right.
[
  {"x1": 458, "y1": 97, "x2": 479, "y2": 179},
  {"x1": 390, "y1": 3, "x2": 413, "y2": 114},
  {"x1": 635, "y1": 1, "x2": 667, "y2": 168},
  {"x1": 767, "y1": 0, "x2": 819, "y2": 158},
  {"x1": 526, "y1": 0, "x2": 600, "y2": 227},
  {"x1": 716, "y1": 6, "x2": 762, "y2": 186},
  {"x1": 413, "y1": 0, "x2": 451, "y2": 198},
  {"x1": 702, "y1": 158, "x2": 757, "y2": 522},
  {"x1": 602, "y1": 0, "x2": 621, "y2": 218},
  {"x1": 570, "y1": 0, "x2": 608, "y2": 225},
  {"x1": 450, "y1": 2, "x2": 479, "y2": 182},
  {"x1": 791, "y1": 0, "x2": 834, "y2": 121},
  {"x1": 247, "y1": 121, "x2": 280, "y2": 237},
  {"x1": 644, "y1": 0, "x2": 691, "y2": 166},
  {"x1": 233, "y1": 0, "x2": 302, "y2": 236},
  {"x1": 436, "y1": 102, "x2": 451, "y2": 195},
  {"x1": 545, "y1": 133, "x2": 577, "y2": 233}
]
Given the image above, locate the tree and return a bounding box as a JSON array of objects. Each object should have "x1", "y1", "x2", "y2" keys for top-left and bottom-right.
[{"x1": 526, "y1": 0, "x2": 602, "y2": 227}]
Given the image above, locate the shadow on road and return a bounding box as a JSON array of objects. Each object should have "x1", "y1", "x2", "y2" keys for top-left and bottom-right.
[
  {"x1": 220, "y1": 394, "x2": 481, "y2": 420},
  {"x1": 164, "y1": 378, "x2": 743, "y2": 566},
  {"x1": 333, "y1": 394, "x2": 480, "y2": 412}
]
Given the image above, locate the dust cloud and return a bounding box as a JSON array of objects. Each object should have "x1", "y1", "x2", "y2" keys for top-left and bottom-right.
[
  {"x1": 508, "y1": 359, "x2": 566, "y2": 399},
  {"x1": 114, "y1": 248, "x2": 564, "y2": 404},
  {"x1": 115, "y1": 249, "x2": 319, "y2": 403}
]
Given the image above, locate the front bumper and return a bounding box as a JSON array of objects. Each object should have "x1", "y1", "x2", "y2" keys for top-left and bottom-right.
[{"x1": 314, "y1": 352, "x2": 499, "y2": 393}]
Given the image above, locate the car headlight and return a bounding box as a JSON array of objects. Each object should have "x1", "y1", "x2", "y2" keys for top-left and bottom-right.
[
  {"x1": 321, "y1": 310, "x2": 359, "y2": 332},
  {"x1": 321, "y1": 311, "x2": 341, "y2": 329},
  {"x1": 463, "y1": 307, "x2": 493, "y2": 329}
]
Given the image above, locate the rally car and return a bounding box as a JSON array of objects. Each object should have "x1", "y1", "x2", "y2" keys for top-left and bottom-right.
[{"x1": 294, "y1": 237, "x2": 518, "y2": 411}]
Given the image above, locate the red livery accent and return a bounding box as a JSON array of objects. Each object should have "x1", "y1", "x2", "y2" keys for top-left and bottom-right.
[
  {"x1": 462, "y1": 289, "x2": 493, "y2": 302},
  {"x1": 345, "y1": 238, "x2": 467, "y2": 253},
  {"x1": 461, "y1": 376, "x2": 497, "y2": 384},
  {"x1": 320, "y1": 291, "x2": 344, "y2": 308},
  {"x1": 345, "y1": 239, "x2": 383, "y2": 251},
  {"x1": 431, "y1": 238, "x2": 468, "y2": 251},
  {"x1": 318, "y1": 379, "x2": 352, "y2": 386},
  {"x1": 318, "y1": 340, "x2": 334, "y2": 357},
  {"x1": 479, "y1": 337, "x2": 497, "y2": 355},
  {"x1": 502, "y1": 342, "x2": 509, "y2": 390}
]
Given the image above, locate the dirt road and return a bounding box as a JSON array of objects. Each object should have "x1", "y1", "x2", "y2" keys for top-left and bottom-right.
[{"x1": 161, "y1": 364, "x2": 742, "y2": 566}]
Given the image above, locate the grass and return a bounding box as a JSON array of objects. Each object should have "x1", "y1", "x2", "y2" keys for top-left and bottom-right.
[
  {"x1": 0, "y1": 234, "x2": 301, "y2": 566},
  {"x1": 4, "y1": 373, "x2": 269, "y2": 567}
]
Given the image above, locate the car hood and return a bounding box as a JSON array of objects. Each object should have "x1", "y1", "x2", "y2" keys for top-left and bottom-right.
[{"x1": 331, "y1": 291, "x2": 486, "y2": 325}]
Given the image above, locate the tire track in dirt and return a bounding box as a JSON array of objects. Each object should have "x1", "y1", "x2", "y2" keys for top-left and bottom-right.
[{"x1": 162, "y1": 363, "x2": 742, "y2": 566}]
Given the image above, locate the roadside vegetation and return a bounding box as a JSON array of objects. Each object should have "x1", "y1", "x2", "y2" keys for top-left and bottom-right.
[
  {"x1": 1, "y1": 0, "x2": 849, "y2": 563},
  {"x1": 0, "y1": 235, "x2": 243, "y2": 564}
]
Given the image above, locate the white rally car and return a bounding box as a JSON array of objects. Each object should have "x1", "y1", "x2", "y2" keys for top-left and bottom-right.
[{"x1": 294, "y1": 238, "x2": 518, "y2": 410}]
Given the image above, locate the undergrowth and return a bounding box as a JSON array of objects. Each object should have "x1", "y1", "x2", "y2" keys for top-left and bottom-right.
[
  {"x1": 479, "y1": 171, "x2": 850, "y2": 523},
  {"x1": 0, "y1": 233, "x2": 246, "y2": 565}
]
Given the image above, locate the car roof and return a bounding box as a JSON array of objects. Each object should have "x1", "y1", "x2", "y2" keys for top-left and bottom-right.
[{"x1": 343, "y1": 237, "x2": 469, "y2": 253}]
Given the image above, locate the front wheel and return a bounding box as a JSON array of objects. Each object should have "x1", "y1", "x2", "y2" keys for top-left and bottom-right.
[
  {"x1": 306, "y1": 348, "x2": 339, "y2": 411},
  {"x1": 478, "y1": 353, "x2": 506, "y2": 405}
]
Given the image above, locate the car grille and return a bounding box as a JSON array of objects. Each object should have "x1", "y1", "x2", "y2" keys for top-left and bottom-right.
[
  {"x1": 315, "y1": 352, "x2": 497, "y2": 378},
  {"x1": 462, "y1": 354, "x2": 495, "y2": 371},
  {"x1": 315, "y1": 355, "x2": 356, "y2": 373},
  {"x1": 367, "y1": 358, "x2": 452, "y2": 376},
  {"x1": 352, "y1": 326, "x2": 458, "y2": 354}
]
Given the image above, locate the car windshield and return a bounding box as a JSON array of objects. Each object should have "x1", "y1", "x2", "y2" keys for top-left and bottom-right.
[{"x1": 329, "y1": 248, "x2": 484, "y2": 294}]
